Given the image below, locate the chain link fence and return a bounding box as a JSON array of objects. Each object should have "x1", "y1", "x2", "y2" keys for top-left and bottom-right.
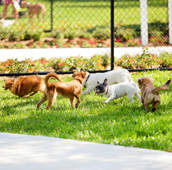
[{"x1": 0, "y1": 0, "x2": 172, "y2": 74}]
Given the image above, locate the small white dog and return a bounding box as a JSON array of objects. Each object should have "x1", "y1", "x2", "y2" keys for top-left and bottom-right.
[
  {"x1": 95, "y1": 78, "x2": 141, "y2": 103},
  {"x1": 75, "y1": 69, "x2": 133, "y2": 95}
]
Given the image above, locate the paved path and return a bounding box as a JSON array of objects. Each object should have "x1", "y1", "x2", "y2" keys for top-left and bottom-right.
[
  {"x1": 0, "y1": 47, "x2": 172, "y2": 61},
  {"x1": 0, "y1": 133, "x2": 172, "y2": 170}
]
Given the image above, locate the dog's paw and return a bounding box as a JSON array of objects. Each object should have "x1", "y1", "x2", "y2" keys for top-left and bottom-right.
[
  {"x1": 152, "y1": 108, "x2": 156, "y2": 112},
  {"x1": 75, "y1": 103, "x2": 78, "y2": 108}
]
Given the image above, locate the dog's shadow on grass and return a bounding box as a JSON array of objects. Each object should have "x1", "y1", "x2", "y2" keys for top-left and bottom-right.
[{"x1": 1, "y1": 95, "x2": 42, "y2": 115}]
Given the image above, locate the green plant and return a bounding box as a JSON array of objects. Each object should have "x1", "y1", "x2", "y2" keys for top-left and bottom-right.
[
  {"x1": 51, "y1": 58, "x2": 66, "y2": 71},
  {"x1": 50, "y1": 30, "x2": 64, "y2": 39},
  {"x1": 24, "y1": 31, "x2": 33, "y2": 40},
  {"x1": 116, "y1": 27, "x2": 136, "y2": 41},
  {"x1": 6, "y1": 58, "x2": 31, "y2": 73},
  {"x1": 115, "y1": 47, "x2": 164, "y2": 69},
  {"x1": 149, "y1": 36, "x2": 167, "y2": 46},
  {"x1": 100, "y1": 53, "x2": 110, "y2": 67},
  {"x1": 93, "y1": 27, "x2": 110, "y2": 40},
  {"x1": 158, "y1": 52, "x2": 172, "y2": 67},
  {"x1": 64, "y1": 29, "x2": 79, "y2": 40},
  {"x1": 32, "y1": 32, "x2": 43, "y2": 41},
  {"x1": 148, "y1": 21, "x2": 168, "y2": 36}
]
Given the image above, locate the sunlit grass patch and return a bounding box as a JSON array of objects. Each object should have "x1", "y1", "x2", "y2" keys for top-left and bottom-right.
[{"x1": 0, "y1": 70, "x2": 172, "y2": 151}]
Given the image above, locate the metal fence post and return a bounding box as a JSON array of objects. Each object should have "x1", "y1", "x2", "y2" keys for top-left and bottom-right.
[
  {"x1": 111, "y1": 0, "x2": 114, "y2": 70},
  {"x1": 44, "y1": 0, "x2": 53, "y2": 32}
]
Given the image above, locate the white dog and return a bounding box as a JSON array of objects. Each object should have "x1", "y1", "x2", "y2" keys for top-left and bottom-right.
[
  {"x1": 95, "y1": 78, "x2": 141, "y2": 103},
  {"x1": 76, "y1": 69, "x2": 133, "y2": 95}
]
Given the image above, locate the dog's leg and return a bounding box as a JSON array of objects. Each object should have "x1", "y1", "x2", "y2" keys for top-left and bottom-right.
[
  {"x1": 128, "y1": 94, "x2": 134, "y2": 103},
  {"x1": 37, "y1": 93, "x2": 47, "y2": 109},
  {"x1": 144, "y1": 103, "x2": 149, "y2": 112},
  {"x1": 75, "y1": 95, "x2": 81, "y2": 108},
  {"x1": 135, "y1": 92, "x2": 141, "y2": 102},
  {"x1": 82, "y1": 88, "x2": 94, "y2": 95},
  {"x1": 103, "y1": 94, "x2": 116, "y2": 103},
  {"x1": 46, "y1": 92, "x2": 57, "y2": 110},
  {"x1": 42, "y1": 11, "x2": 46, "y2": 22},
  {"x1": 152, "y1": 101, "x2": 160, "y2": 112},
  {"x1": 37, "y1": 13, "x2": 40, "y2": 21},
  {"x1": 29, "y1": 91, "x2": 38, "y2": 97},
  {"x1": 70, "y1": 98, "x2": 75, "y2": 108}
]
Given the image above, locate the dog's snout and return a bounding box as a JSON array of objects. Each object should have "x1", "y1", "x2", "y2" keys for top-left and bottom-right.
[{"x1": 95, "y1": 88, "x2": 99, "y2": 93}]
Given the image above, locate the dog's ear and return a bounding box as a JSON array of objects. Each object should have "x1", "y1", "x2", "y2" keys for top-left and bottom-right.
[
  {"x1": 72, "y1": 71, "x2": 78, "y2": 78},
  {"x1": 97, "y1": 81, "x2": 100, "y2": 84},
  {"x1": 103, "y1": 78, "x2": 108, "y2": 86},
  {"x1": 76, "y1": 68, "x2": 81, "y2": 72},
  {"x1": 137, "y1": 78, "x2": 142, "y2": 85},
  {"x1": 81, "y1": 72, "x2": 87, "y2": 78},
  {"x1": 148, "y1": 77, "x2": 154, "y2": 83}
]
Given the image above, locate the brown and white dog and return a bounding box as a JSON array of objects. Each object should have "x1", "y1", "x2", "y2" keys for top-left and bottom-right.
[
  {"x1": 137, "y1": 77, "x2": 171, "y2": 112},
  {"x1": 21, "y1": 1, "x2": 46, "y2": 21},
  {"x1": 37, "y1": 72, "x2": 87, "y2": 110},
  {"x1": 2, "y1": 75, "x2": 45, "y2": 98}
]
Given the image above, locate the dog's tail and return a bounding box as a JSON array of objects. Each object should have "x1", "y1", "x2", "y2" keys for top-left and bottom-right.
[
  {"x1": 152, "y1": 79, "x2": 171, "y2": 93},
  {"x1": 45, "y1": 72, "x2": 63, "y2": 87},
  {"x1": 131, "y1": 82, "x2": 140, "y2": 93}
]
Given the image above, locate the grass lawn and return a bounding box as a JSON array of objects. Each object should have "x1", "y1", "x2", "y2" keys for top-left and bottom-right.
[
  {"x1": 0, "y1": 70, "x2": 172, "y2": 152},
  {"x1": 0, "y1": 0, "x2": 168, "y2": 32}
]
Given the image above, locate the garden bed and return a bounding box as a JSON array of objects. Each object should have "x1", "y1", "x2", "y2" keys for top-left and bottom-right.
[
  {"x1": 0, "y1": 47, "x2": 172, "y2": 73},
  {"x1": 0, "y1": 36, "x2": 171, "y2": 49},
  {"x1": 0, "y1": 20, "x2": 170, "y2": 49}
]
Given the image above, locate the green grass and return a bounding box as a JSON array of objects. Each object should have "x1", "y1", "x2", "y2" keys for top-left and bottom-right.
[
  {"x1": 0, "y1": 70, "x2": 172, "y2": 151},
  {"x1": 0, "y1": 0, "x2": 168, "y2": 32}
]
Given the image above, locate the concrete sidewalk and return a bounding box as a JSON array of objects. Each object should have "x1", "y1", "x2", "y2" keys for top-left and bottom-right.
[
  {"x1": 0, "y1": 46, "x2": 172, "y2": 61},
  {"x1": 0, "y1": 133, "x2": 172, "y2": 170}
]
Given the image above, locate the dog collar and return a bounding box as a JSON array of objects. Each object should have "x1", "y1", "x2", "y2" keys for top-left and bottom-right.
[
  {"x1": 26, "y1": 2, "x2": 31, "y2": 8},
  {"x1": 83, "y1": 73, "x2": 90, "y2": 88},
  {"x1": 105, "y1": 86, "x2": 108, "y2": 94}
]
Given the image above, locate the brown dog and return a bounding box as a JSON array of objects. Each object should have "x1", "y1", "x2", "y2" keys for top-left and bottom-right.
[
  {"x1": 37, "y1": 72, "x2": 87, "y2": 110},
  {"x1": 21, "y1": 1, "x2": 46, "y2": 21},
  {"x1": 137, "y1": 77, "x2": 171, "y2": 112},
  {"x1": 2, "y1": 75, "x2": 45, "y2": 98}
]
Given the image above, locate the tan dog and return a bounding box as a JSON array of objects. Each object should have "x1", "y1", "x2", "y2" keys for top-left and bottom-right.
[
  {"x1": 21, "y1": 1, "x2": 46, "y2": 21},
  {"x1": 2, "y1": 75, "x2": 45, "y2": 98},
  {"x1": 37, "y1": 72, "x2": 87, "y2": 110},
  {"x1": 137, "y1": 77, "x2": 171, "y2": 112}
]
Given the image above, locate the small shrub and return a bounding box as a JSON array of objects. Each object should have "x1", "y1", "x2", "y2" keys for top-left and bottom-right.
[
  {"x1": 93, "y1": 27, "x2": 110, "y2": 40},
  {"x1": 32, "y1": 32, "x2": 43, "y2": 41},
  {"x1": 0, "y1": 43, "x2": 4, "y2": 49},
  {"x1": 24, "y1": 31, "x2": 33, "y2": 40},
  {"x1": 100, "y1": 53, "x2": 110, "y2": 67},
  {"x1": 64, "y1": 29, "x2": 79, "y2": 40},
  {"x1": 149, "y1": 36, "x2": 167, "y2": 46},
  {"x1": 50, "y1": 30, "x2": 64, "y2": 39},
  {"x1": 158, "y1": 52, "x2": 172, "y2": 67},
  {"x1": 116, "y1": 27, "x2": 136, "y2": 41},
  {"x1": 115, "y1": 47, "x2": 163, "y2": 69},
  {"x1": 8, "y1": 31, "x2": 25, "y2": 41},
  {"x1": 51, "y1": 58, "x2": 66, "y2": 71}
]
